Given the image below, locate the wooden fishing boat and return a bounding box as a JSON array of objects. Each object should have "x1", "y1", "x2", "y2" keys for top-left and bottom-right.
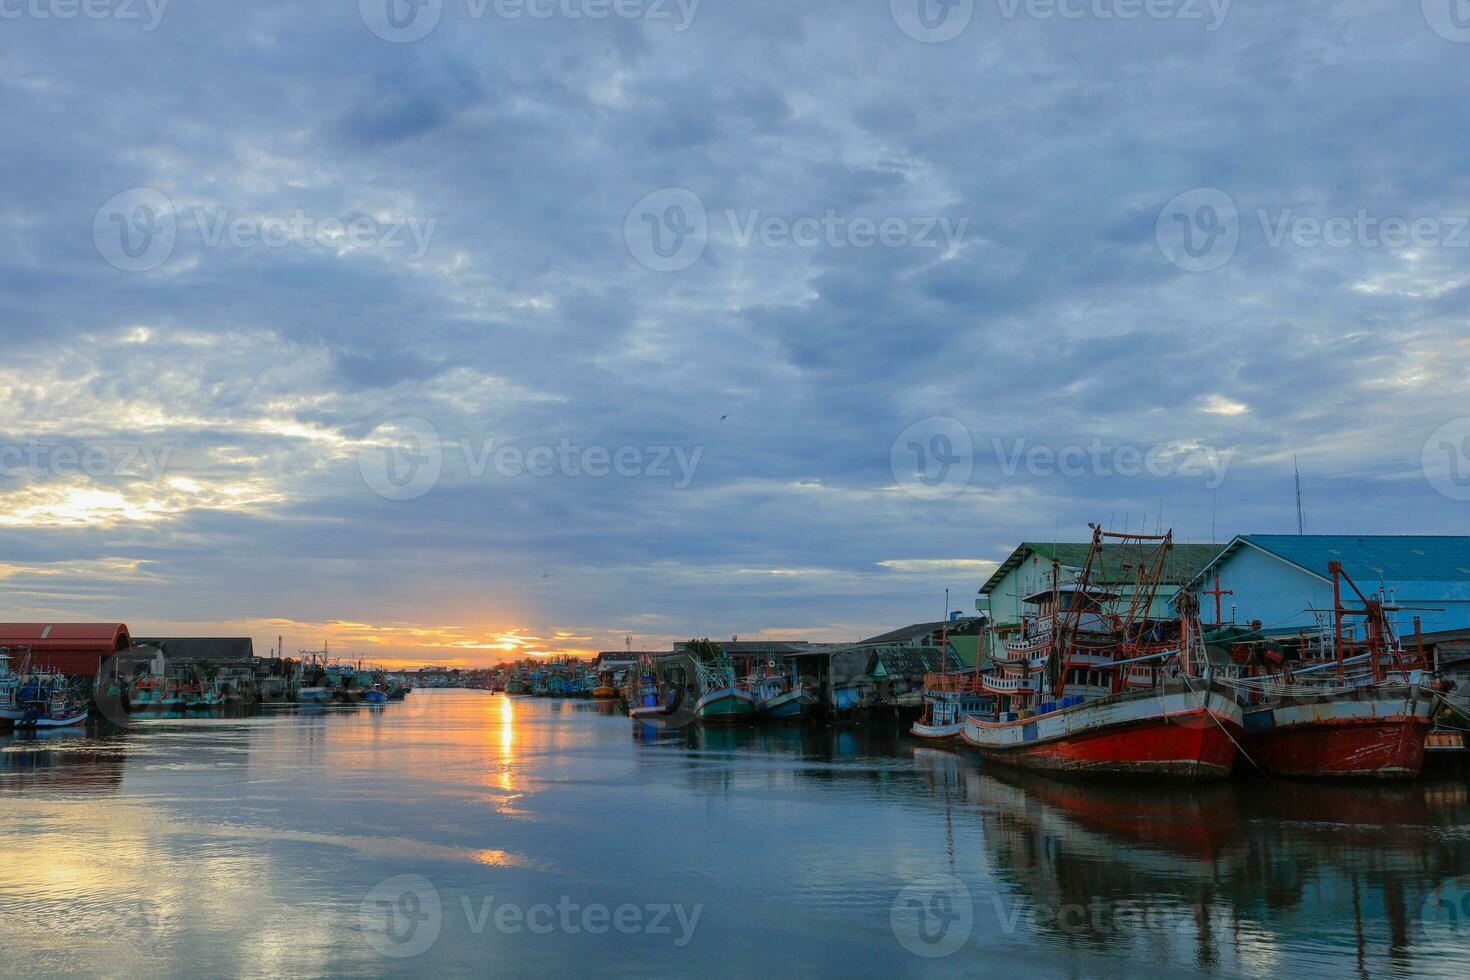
[
  {"x1": 691, "y1": 642, "x2": 758, "y2": 723},
  {"x1": 960, "y1": 527, "x2": 1244, "y2": 781},
  {"x1": 749, "y1": 662, "x2": 816, "y2": 721},
  {"x1": 131, "y1": 676, "x2": 186, "y2": 710},
  {"x1": 15, "y1": 677, "x2": 88, "y2": 729},
  {"x1": 1232, "y1": 562, "x2": 1438, "y2": 778},
  {"x1": 912, "y1": 669, "x2": 993, "y2": 741},
  {"x1": 0, "y1": 650, "x2": 23, "y2": 728},
  {"x1": 628, "y1": 662, "x2": 680, "y2": 718},
  {"x1": 593, "y1": 670, "x2": 618, "y2": 699}
]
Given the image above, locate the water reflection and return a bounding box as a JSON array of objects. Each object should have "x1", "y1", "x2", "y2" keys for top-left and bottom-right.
[
  {"x1": 917, "y1": 753, "x2": 1470, "y2": 978},
  {"x1": 1, "y1": 693, "x2": 1467, "y2": 978}
]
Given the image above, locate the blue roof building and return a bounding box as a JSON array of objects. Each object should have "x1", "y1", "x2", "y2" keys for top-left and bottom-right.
[{"x1": 1183, "y1": 535, "x2": 1470, "y2": 637}]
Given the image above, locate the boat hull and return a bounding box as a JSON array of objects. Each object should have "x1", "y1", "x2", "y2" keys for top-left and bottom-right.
[
  {"x1": 1242, "y1": 684, "x2": 1434, "y2": 778},
  {"x1": 696, "y1": 687, "x2": 758, "y2": 722},
  {"x1": 757, "y1": 688, "x2": 812, "y2": 720},
  {"x1": 910, "y1": 720, "x2": 965, "y2": 741},
  {"x1": 961, "y1": 681, "x2": 1242, "y2": 781}
]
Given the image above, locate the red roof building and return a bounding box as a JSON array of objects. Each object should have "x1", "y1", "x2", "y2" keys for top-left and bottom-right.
[{"x1": 0, "y1": 623, "x2": 131, "y2": 677}]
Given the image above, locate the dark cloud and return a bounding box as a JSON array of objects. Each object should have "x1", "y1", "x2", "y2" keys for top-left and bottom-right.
[{"x1": 0, "y1": 1, "x2": 1466, "y2": 658}]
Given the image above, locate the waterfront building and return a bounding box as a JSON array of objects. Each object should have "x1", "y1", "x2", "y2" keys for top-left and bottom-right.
[
  {"x1": 1182, "y1": 535, "x2": 1470, "y2": 636},
  {"x1": 979, "y1": 542, "x2": 1219, "y2": 632}
]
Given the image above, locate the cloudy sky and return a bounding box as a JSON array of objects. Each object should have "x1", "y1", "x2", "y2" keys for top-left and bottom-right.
[{"x1": 2, "y1": 0, "x2": 1468, "y2": 665}]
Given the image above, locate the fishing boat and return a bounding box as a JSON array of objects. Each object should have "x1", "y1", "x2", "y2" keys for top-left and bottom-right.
[
  {"x1": 960, "y1": 527, "x2": 1244, "y2": 781},
  {"x1": 749, "y1": 661, "x2": 816, "y2": 721},
  {"x1": 691, "y1": 643, "x2": 758, "y2": 722},
  {"x1": 912, "y1": 669, "x2": 994, "y2": 740},
  {"x1": 505, "y1": 677, "x2": 526, "y2": 695},
  {"x1": 1231, "y1": 562, "x2": 1438, "y2": 778},
  {"x1": 593, "y1": 671, "x2": 618, "y2": 700},
  {"x1": 188, "y1": 683, "x2": 226, "y2": 708},
  {"x1": 546, "y1": 672, "x2": 569, "y2": 697},
  {"x1": 16, "y1": 675, "x2": 88, "y2": 729},
  {"x1": 361, "y1": 686, "x2": 388, "y2": 704},
  {"x1": 131, "y1": 675, "x2": 187, "y2": 710},
  {"x1": 628, "y1": 661, "x2": 681, "y2": 719},
  {"x1": 0, "y1": 650, "x2": 23, "y2": 727}
]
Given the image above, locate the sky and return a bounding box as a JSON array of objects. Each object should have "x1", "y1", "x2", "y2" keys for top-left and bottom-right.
[{"x1": 2, "y1": 0, "x2": 1469, "y2": 667}]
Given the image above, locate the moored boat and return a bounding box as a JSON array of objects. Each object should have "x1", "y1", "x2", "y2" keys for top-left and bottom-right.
[
  {"x1": 960, "y1": 526, "x2": 1245, "y2": 781},
  {"x1": 749, "y1": 662, "x2": 815, "y2": 721},
  {"x1": 691, "y1": 641, "x2": 758, "y2": 723},
  {"x1": 1231, "y1": 561, "x2": 1438, "y2": 778},
  {"x1": 912, "y1": 669, "x2": 993, "y2": 741},
  {"x1": 0, "y1": 650, "x2": 23, "y2": 728},
  {"x1": 15, "y1": 675, "x2": 88, "y2": 729}
]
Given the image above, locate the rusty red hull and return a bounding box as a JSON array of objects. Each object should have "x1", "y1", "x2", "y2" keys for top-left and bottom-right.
[
  {"x1": 1243, "y1": 714, "x2": 1432, "y2": 778},
  {"x1": 973, "y1": 711, "x2": 1240, "y2": 779},
  {"x1": 961, "y1": 683, "x2": 1244, "y2": 781},
  {"x1": 1241, "y1": 681, "x2": 1436, "y2": 779}
]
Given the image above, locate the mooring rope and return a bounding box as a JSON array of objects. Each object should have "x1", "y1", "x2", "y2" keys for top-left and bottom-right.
[{"x1": 1181, "y1": 670, "x2": 1264, "y2": 775}]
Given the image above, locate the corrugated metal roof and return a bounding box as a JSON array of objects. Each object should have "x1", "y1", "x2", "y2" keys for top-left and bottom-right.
[
  {"x1": 132, "y1": 637, "x2": 255, "y2": 662},
  {"x1": 0, "y1": 623, "x2": 130, "y2": 652},
  {"x1": 1184, "y1": 535, "x2": 1470, "y2": 598},
  {"x1": 979, "y1": 542, "x2": 1221, "y2": 596}
]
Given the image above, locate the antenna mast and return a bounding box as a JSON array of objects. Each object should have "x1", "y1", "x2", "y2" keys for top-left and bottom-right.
[{"x1": 1294, "y1": 456, "x2": 1305, "y2": 535}]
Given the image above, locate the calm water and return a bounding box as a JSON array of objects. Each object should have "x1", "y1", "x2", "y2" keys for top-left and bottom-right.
[{"x1": 1, "y1": 690, "x2": 1467, "y2": 978}]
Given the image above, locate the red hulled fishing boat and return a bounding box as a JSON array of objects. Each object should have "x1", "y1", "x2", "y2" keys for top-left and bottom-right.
[
  {"x1": 1233, "y1": 562, "x2": 1437, "y2": 778},
  {"x1": 960, "y1": 526, "x2": 1244, "y2": 780}
]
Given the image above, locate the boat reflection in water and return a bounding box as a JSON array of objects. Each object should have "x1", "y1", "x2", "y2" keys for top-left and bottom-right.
[
  {"x1": 0, "y1": 729, "x2": 126, "y2": 794},
  {"x1": 920, "y1": 749, "x2": 1470, "y2": 977}
]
